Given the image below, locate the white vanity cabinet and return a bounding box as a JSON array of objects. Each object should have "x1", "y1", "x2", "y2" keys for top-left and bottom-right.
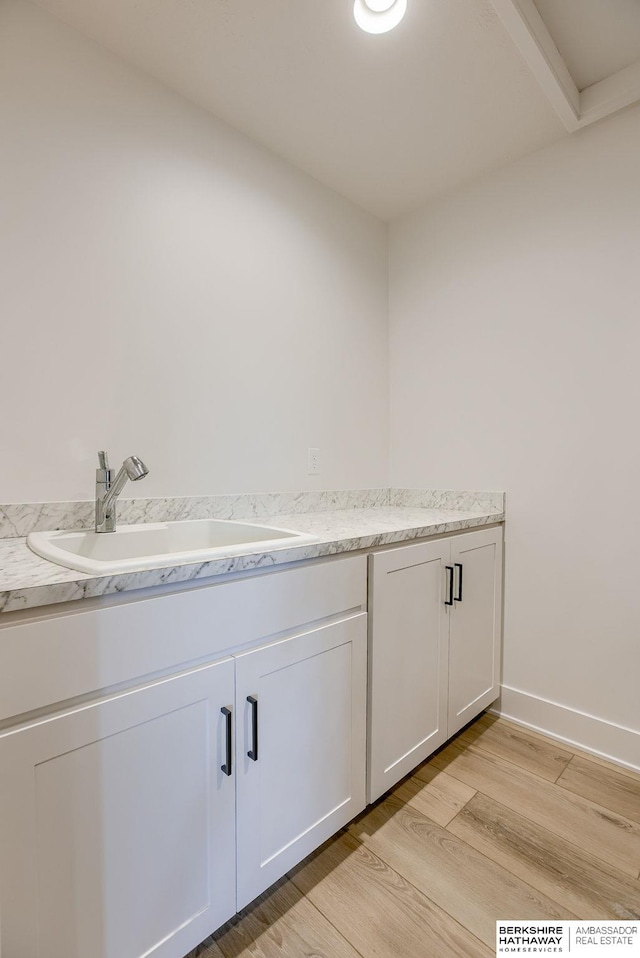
[
  {"x1": 0, "y1": 521, "x2": 503, "y2": 955},
  {"x1": 0, "y1": 554, "x2": 368, "y2": 958},
  {"x1": 368, "y1": 526, "x2": 502, "y2": 802}
]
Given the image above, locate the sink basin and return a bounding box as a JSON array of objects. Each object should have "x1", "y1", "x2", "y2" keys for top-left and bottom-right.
[{"x1": 27, "y1": 519, "x2": 319, "y2": 575}]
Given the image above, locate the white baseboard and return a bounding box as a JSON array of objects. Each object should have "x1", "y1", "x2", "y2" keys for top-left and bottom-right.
[{"x1": 492, "y1": 685, "x2": 640, "y2": 774}]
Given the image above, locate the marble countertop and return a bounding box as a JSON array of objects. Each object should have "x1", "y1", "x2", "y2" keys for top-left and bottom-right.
[{"x1": 0, "y1": 504, "x2": 504, "y2": 614}]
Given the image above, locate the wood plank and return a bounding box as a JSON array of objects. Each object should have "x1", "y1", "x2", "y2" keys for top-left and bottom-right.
[
  {"x1": 185, "y1": 936, "x2": 226, "y2": 958},
  {"x1": 448, "y1": 792, "x2": 640, "y2": 920},
  {"x1": 455, "y1": 713, "x2": 573, "y2": 782},
  {"x1": 572, "y1": 749, "x2": 640, "y2": 783},
  {"x1": 395, "y1": 765, "x2": 476, "y2": 827},
  {"x1": 348, "y1": 793, "x2": 571, "y2": 948},
  {"x1": 212, "y1": 876, "x2": 361, "y2": 958},
  {"x1": 290, "y1": 829, "x2": 491, "y2": 958},
  {"x1": 558, "y1": 755, "x2": 640, "y2": 825},
  {"x1": 430, "y1": 740, "x2": 640, "y2": 877},
  {"x1": 489, "y1": 714, "x2": 640, "y2": 782}
]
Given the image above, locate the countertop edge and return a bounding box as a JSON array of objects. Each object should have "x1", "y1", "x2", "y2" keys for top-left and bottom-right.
[{"x1": 0, "y1": 510, "x2": 504, "y2": 616}]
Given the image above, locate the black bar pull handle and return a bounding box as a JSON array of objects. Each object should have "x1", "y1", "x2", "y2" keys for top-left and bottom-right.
[
  {"x1": 247, "y1": 695, "x2": 258, "y2": 761},
  {"x1": 445, "y1": 566, "x2": 454, "y2": 606},
  {"x1": 221, "y1": 706, "x2": 232, "y2": 776},
  {"x1": 454, "y1": 563, "x2": 463, "y2": 602}
]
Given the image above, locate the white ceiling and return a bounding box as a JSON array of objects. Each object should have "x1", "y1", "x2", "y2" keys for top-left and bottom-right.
[{"x1": 30, "y1": 0, "x2": 639, "y2": 220}]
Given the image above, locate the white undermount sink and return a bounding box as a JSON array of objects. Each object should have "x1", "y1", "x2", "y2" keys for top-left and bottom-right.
[{"x1": 27, "y1": 519, "x2": 319, "y2": 575}]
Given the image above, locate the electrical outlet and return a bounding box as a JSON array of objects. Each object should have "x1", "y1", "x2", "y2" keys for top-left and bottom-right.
[{"x1": 307, "y1": 447, "x2": 320, "y2": 475}]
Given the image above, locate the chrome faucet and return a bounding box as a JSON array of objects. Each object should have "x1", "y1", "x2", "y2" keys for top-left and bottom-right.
[{"x1": 95, "y1": 450, "x2": 149, "y2": 533}]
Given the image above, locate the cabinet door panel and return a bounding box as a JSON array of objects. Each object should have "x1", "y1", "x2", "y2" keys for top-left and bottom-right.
[
  {"x1": 368, "y1": 541, "x2": 449, "y2": 803},
  {"x1": 0, "y1": 660, "x2": 236, "y2": 958},
  {"x1": 448, "y1": 527, "x2": 503, "y2": 737},
  {"x1": 235, "y1": 614, "x2": 367, "y2": 909}
]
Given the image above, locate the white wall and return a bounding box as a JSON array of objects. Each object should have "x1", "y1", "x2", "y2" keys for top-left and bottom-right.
[
  {"x1": 0, "y1": 0, "x2": 389, "y2": 502},
  {"x1": 390, "y1": 106, "x2": 640, "y2": 762}
]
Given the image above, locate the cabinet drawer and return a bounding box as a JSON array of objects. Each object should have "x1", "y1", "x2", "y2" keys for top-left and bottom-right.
[{"x1": 0, "y1": 555, "x2": 366, "y2": 721}]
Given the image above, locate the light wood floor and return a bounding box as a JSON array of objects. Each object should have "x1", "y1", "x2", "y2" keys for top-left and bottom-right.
[{"x1": 189, "y1": 714, "x2": 640, "y2": 958}]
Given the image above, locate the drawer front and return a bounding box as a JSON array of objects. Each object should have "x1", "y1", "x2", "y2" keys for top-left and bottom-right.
[{"x1": 0, "y1": 555, "x2": 366, "y2": 722}]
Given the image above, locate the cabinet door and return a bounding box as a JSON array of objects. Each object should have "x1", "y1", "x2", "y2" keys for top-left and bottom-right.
[
  {"x1": 0, "y1": 659, "x2": 236, "y2": 958},
  {"x1": 235, "y1": 613, "x2": 367, "y2": 910},
  {"x1": 368, "y1": 541, "x2": 450, "y2": 803},
  {"x1": 448, "y1": 527, "x2": 503, "y2": 737}
]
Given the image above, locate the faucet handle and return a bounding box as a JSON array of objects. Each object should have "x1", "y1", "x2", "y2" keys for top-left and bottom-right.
[{"x1": 96, "y1": 450, "x2": 113, "y2": 484}]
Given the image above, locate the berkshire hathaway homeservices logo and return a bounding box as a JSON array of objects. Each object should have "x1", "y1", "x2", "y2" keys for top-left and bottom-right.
[
  {"x1": 497, "y1": 924, "x2": 566, "y2": 952},
  {"x1": 497, "y1": 922, "x2": 640, "y2": 955}
]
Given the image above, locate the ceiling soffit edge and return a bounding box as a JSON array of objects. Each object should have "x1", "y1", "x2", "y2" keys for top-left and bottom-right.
[{"x1": 491, "y1": 0, "x2": 640, "y2": 131}]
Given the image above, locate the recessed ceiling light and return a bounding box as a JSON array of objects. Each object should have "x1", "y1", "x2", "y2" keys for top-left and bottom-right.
[{"x1": 353, "y1": 0, "x2": 407, "y2": 34}]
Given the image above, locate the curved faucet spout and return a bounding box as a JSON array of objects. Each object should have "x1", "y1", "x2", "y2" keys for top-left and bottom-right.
[{"x1": 95, "y1": 453, "x2": 149, "y2": 533}]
